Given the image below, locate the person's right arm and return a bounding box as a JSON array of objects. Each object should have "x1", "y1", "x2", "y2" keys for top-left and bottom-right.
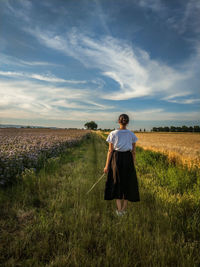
[{"x1": 104, "y1": 142, "x2": 114, "y2": 173}]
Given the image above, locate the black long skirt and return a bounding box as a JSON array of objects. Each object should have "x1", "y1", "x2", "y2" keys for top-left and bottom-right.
[{"x1": 104, "y1": 150, "x2": 140, "y2": 202}]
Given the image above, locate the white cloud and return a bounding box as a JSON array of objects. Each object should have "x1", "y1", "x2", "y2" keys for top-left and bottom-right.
[
  {"x1": 0, "y1": 71, "x2": 22, "y2": 77},
  {"x1": 4, "y1": 0, "x2": 32, "y2": 23},
  {"x1": 164, "y1": 99, "x2": 200, "y2": 104},
  {"x1": 161, "y1": 92, "x2": 192, "y2": 100},
  {"x1": 160, "y1": 92, "x2": 200, "y2": 104},
  {"x1": 0, "y1": 79, "x2": 115, "y2": 121},
  {"x1": 1, "y1": 93, "x2": 199, "y2": 122},
  {"x1": 127, "y1": 109, "x2": 200, "y2": 121},
  {"x1": 0, "y1": 78, "x2": 198, "y2": 122},
  {"x1": 24, "y1": 27, "x2": 198, "y2": 103},
  {"x1": 1, "y1": 0, "x2": 199, "y2": 126},
  {"x1": 19, "y1": 60, "x2": 61, "y2": 67},
  {"x1": 29, "y1": 74, "x2": 66, "y2": 83},
  {"x1": 136, "y1": 0, "x2": 200, "y2": 37},
  {"x1": 0, "y1": 79, "x2": 198, "y2": 122},
  {"x1": 0, "y1": 53, "x2": 62, "y2": 68},
  {"x1": 137, "y1": 0, "x2": 164, "y2": 12},
  {"x1": 0, "y1": 71, "x2": 87, "y2": 84},
  {"x1": 169, "y1": 0, "x2": 200, "y2": 35}
]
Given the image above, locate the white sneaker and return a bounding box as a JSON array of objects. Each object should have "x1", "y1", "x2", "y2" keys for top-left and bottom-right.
[
  {"x1": 115, "y1": 210, "x2": 123, "y2": 216},
  {"x1": 121, "y1": 210, "x2": 127, "y2": 215}
]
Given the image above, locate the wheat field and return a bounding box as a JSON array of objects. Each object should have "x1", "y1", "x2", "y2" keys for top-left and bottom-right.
[
  {"x1": 135, "y1": 132, "x2": 200, "y2": 169},
  {"x1": 97, "y1": 131, "x2": 200, "y2": 169}
]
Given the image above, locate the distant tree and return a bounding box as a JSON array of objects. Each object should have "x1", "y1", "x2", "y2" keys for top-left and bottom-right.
[
  {"x1": 139, "y1": 128, "x2": 142, "y2": 132},
  {"x1": 84, "y1": 121, "x2": 98, "y2": 130},
  {"x1": 189, "y1": 126, "x2": 193, "y2": 132},
  {"x1": 144, "y1": 128, "x2": 146, "y2": 132},
  {"x1": 194, "y1": 125, "x2": 200, "y2": 132},
  {"x1": 181, "y1": 125, "x2": 189, "y2": 132},
  {"x1": 163, "y1": 126, "x2": 169, "y2": 132},
  {"x1": 170, "y1": 126, "x2": 176, "y2": 132},
  {"x1": 151, "y1": 125, "x2": 199, "y2": 132},
  {"x1": 103, "y1": 128, "x2": 113, "y2": 131}
]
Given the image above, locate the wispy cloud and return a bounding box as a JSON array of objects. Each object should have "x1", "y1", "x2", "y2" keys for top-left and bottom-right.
[
  {"x1": 163, "y1": 98, "x2": 200, "y2": 104},
  {"x1": 94, "y1": 0, "x2": 111, "y2": 35},
  {"x1": 0, "y1": 53, "x2": 61, "y2": 67},
  {"x1": 0, "y1": 71, "x2": 87, "y2": 84},
  {"x1": 0, "y1": 79, "x2": 115, "y2": 120},
  {"x1": 1, "y1": 0, "x2": 199, "y2": 126},
  {"x1": 3, "y1": 0, "x2": 32, "y2": 22},
  {"x1": 1, "y1": 87, "x2": 199, "y2": 122},
  {"x1": 140, "y1": 0, "x2": 200, "y2": 39},
  {"x1": 168, "y1": 0, "x2": 200, "y2": 35},
  {"x1": 137, "y1": 0, "x2": 164, "y2": 12},
  {"x1": 2, "y1": 77, "x2": 197, "y2": 122},
  {"x1": 24, "y1": 27, "x2": 196, "y2": 102},
  {"x1": 161, "y1": 92, "x2": 191, "y2": 101},
  {"x1": 128, "y1": 109, "x2": 200, "y2": 121},
  {"x1": 19, "y1": 60, "x2": 61, "y2": 67}
]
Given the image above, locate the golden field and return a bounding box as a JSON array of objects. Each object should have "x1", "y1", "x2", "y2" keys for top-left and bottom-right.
[
  {"x1": 135, "y1": 132, "x2": 200, "y2": 169},
  {"x1": 97, "y1": 131, "x2": 200, "y2": 169}
]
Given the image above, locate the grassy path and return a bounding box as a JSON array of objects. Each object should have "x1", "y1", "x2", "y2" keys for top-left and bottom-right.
[{"x1": 0, "y1": 133, "x2": 199, "y2": 266}]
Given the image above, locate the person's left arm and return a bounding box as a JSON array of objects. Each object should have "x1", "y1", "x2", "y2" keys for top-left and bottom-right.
[
  {"x1": 132, "y1": 143, "x2": 136, "y2": 165},
  {"x1": 104, "y1": 142, "x2": 114, "y2": 173},
  {"x1": 131, "y1": 132, "x2": 138, "y2": 165}
]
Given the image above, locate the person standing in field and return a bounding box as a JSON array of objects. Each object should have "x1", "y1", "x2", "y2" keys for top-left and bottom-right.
[{"x1": 104, "y1": 114, "x2": 140, "y2": 216}]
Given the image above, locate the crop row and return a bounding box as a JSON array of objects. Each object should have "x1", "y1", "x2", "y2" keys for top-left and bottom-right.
[{"x1": 0, "y1": 128, "x2": 90, "y2": 185}]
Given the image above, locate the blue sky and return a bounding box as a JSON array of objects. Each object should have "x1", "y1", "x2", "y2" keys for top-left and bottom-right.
[{"x1": 0, "y1": 0, "x2": 199, "y2": 130}]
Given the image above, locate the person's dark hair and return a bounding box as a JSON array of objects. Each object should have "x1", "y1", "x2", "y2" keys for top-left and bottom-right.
[{"x1": 118, "y1": 114, "x2": 129, "y2": 125}]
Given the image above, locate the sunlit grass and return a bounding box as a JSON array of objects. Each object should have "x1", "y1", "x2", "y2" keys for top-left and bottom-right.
[{"x1": 0, "y1": 132, "x2": 199, "y2": 266}]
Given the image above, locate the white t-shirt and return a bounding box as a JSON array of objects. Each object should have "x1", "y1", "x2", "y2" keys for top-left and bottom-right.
[{"x1": 106, "y1": 129, "x2": 138, "y2": 151}]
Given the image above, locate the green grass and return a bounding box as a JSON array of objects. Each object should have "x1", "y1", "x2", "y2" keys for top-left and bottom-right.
[{"x1": 0, "y1": 133, "x2": 200, "y2": 266}]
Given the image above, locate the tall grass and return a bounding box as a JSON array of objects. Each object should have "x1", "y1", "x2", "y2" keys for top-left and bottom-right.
[
  {"x1": 136, "y1": 146, "x2": 200, "y2": 245},
  {"x1": 0, "y1": 133, "x2": 199, "y2": 266}
]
